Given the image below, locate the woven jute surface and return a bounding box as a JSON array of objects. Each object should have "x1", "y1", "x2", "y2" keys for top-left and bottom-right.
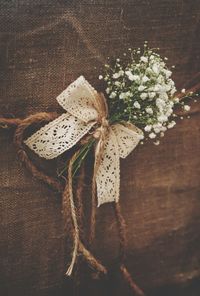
[{"x1": 0, "y1": 1, "x2": 200, "y2": 295}]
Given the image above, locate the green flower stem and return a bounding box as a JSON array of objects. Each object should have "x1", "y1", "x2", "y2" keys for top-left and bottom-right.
[{"x1": 72, "y1": 137, "x2": 96, "y2": 177}]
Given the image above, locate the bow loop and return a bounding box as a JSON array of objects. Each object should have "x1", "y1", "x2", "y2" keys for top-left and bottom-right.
[{"x1": 57, "y1": 76, "x2": 99, "y2": 123}]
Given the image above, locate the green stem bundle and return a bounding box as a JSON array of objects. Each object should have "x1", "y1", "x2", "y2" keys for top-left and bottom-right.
[{"x1": 72, "y1": 138, "x2": 96, "y2": 177}]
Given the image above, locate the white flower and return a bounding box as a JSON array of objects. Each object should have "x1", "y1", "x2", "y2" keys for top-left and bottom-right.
[
  {"x1": 110, "y1": 92, "x2": 117, "y2": 99},
  {"x1": 170, "y1": 87, "x2": 176, "y2": 95},
  {"x1": 181, "y1": 88, "x2": 186, "y2": 93},
  {"x1": 149, "y1": 132, "x2": 156, "y2": 139},
  {"x1": 154, "y1": 84, "x2": 161, "y2": 92},
  {"x1": 184, "y1": 105, "x2": 190, "y2": 111},
  {"x1": 153, "y1": 123, "x2": 162, "y2": 129},
  {"x1": 174, "y1": 97, "x2": 179, "y2": 103},
  {"x1": 160, "y1": 92, "x2": 168, "y2": 100},
  {"x1": 144, "y1": 125, "x2": 152, "y2": 132},
  {"x1": 133, "y1": 101, "x2": 141, "y2": 109},
  {"x1": 154, "y1": 127, "x2": 161, "y2": 133},
  {"x1": 166, "y1": 108, "x2": 173, "y2": 117},
  {"x1": 138, "y1": 85, "x2": 146, "y2": 91},
  {"x1": 140, "y1": 56, "x2": 148, "y2": 63},
  {"x1": 157, "y1": 75, "x2": 164, "y2": 84},
  {"x1": 158, "y1": 115, "x2": 168, "y2": 122},
  {"x1": 113, "y1": 73, "x2": 120, "y2": 79},
  {"x1": 125, "y1": 70, "x2": 132, "y2": 76},
  {"x1": 113, "y1": 70, "x2": 124, "y2": 79},
  {"x1": 114, "y1": 81, "x2": 121, "y2": 87},
  {"x1": 152, "y1": 64, "x2": 160, "y2": 75},
  {"x1": 168, "y1": 121, "x2": 176, "y2": 128},
  {"x1": 125, "y1": 70, "x2": 136, "y2": 81},
  {"x1": 119, "y1": 92, "x2": 126, "y2": 99},
  {"x1": 153, "y1": 123, "x2": 163, "y2": 133},
  {"x1": 126, "y1": 91, "x2": 132, "y2": 97},
  {"x1": 145, "y1": 107, "x2": 153, "y2": 115},
  {"x1": 164, "y1": 84, "x2": 171, "y2": 92},
  {"x1": 156, "y1": 98, "x2": 165, "y2": 108},
  {"x1": 128, "y1": 74, "x2": 135, "y2": 81},
  {"x1": 149, "y1": 92, "x2": 156, "y2": 99},
  {"x1": 106, "y1": 87, "x2": 111, "y2": 94},
  {"x1": 132, "y1": 75, "x2": 140, "y2": 81},
  {"x1": 142, "y1": 75, "x2": 149, "y2": 83},
  {"x1": 140, "y1": 93, "x2": 147, "y2": 100},
  {"x1": 160, "y1": 126, "x2": 167, "y2": 132},
  {"x1": 160, "y1": 132, "x2": 165, "y2": 137},
  {"x1": 99, "y1": 75, "x2": 103, "y2": 80},
  {"x1": 169, "y1": 79, "x2": 175, "y2": 87},
  {"x1": 154, "y1": 140, "x2": 160, "y2": 145},
  {"x1": 164, "y1": 70, "x2": 172, "y2": 78}
]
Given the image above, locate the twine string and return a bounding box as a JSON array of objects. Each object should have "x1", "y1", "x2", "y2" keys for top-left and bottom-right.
[
  {"x1": 0, "y1": 80, "x2": 199, "y2": 294},
  {"x1": 65, "y1": 152, "x2": 80, "y2": 276}
]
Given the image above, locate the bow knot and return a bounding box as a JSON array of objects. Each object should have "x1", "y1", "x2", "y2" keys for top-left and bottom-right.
[
  {"x1": 93, "y1": 117, "x2": 109, "y2": 140},
  {"x1": 25, "y1": 76, "x2": 143, "y2": 206}
]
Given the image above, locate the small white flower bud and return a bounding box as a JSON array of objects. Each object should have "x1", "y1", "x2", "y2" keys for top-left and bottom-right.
[
  {"x1": 113, "y1": 73, "x2": 120, "y2": 79},
  {"x1": 140, "y1": 56, "x2": 148, "y2": 63},
  {"x1": 144, "y1": 125, "x2": 152, "y2": 132},
  {"x1": 132, "y1": 75, "x2": 140, "y2": 81},
  {"x1": 174, "y1": 97, "x2": 179, "y2": 103},
  {"x1": 133, "y1": 101, "x2": 141, "y2": 109},
  {"x1": 149, "y1": 92, "x2": 156, "y2": 99},
  {"x1": 154, "y1": 140, "x2": 160, "y2": 145},
  {"x1": 152, "y1": 64, "x2": 159, "y2": 75},
  {"x1": 140, "y1": 93, "x2": 147, "y2": 100},
  {"x1": 138, "y1": 85, "x2": 146, "y2": 91},
  {"x1": 160, "y1": 132, "x2": 165, "y2": 137},
  {"x1": 110, "y1": 92, "x2": 117, "y2": 99},
  {"x1": 145, "y1": 107, "x2": 153, "y2": 115},
  {"x1": 168, "y1": 121, "x2": 176, "y2": 129},
  {"x1": 149, "y1": 132, "x2": 156, "y2": 139},
  {"x1": 142, "y1": 75, "x2": 149, "y2": 83},
  {"x1": 184, "y1": 105, "x2": 190, "y2": 111}
]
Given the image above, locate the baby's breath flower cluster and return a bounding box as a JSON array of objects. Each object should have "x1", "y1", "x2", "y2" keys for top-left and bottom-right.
[{"x1": 99, "y1": 42, "x2": 193, "y2": 144}]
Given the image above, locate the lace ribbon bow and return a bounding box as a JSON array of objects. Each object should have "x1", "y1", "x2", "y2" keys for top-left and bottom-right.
[{"x1": 25, "y1": 76, "x2": 143, "y2": 206}]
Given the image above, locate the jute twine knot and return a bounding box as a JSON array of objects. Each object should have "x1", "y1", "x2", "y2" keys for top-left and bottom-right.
[{"x1": 93, "y1": 117, "x2": 109, "y2": 140}]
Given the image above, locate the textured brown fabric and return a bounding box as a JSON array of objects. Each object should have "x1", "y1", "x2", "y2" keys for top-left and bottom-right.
[{"x1": 0, "y1": 1, "x2": 200, "y2": 295}]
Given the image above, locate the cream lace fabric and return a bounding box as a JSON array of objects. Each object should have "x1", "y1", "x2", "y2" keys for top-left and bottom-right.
[{"x1": 24, "y1": 76, "x2": 143, "y2": 206}]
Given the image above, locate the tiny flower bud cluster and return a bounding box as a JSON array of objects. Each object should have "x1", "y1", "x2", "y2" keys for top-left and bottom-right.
[{"x1": 99, "y1": 42, "x2": 195, "y2": 144}]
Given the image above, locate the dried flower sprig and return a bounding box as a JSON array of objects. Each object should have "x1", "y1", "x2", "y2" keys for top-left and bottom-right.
[{"x1": 99, "y1": 42, "x2": 197, "y2": 145}]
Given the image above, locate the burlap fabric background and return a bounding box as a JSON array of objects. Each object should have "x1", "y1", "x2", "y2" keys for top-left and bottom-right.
[{"x1": 0, "y1": 1, "x2": 200, "y2": 295}]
